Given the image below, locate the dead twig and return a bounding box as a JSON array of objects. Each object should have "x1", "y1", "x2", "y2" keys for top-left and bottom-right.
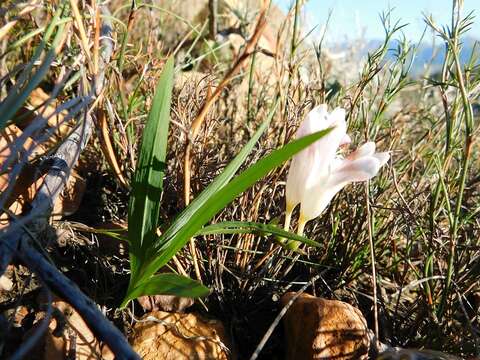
[
  {"x1": 365, "y1": 181, "x2": 379, "y2": 351},
  {"x1": 208, "y1": 0, "x2": 218, "y2": 39},
  {"x1": 8, "y1": 288, "x2": 53, "y2": 360},
  {"x1": 18, "y1": 238, "x2": 139, "y2": 359},
  {"x1": 96, "y1": 107, "x2": 128, "y2": 188},
  {"x1": 183, "y1": 0, "x2": 269, "y2": 282},
  {"x1": 249, "y1": 273, "x2": 322, "y2": 360}
]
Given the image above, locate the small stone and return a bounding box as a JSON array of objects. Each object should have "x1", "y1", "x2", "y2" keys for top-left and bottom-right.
[
  {"x1": 130, "y1": 310, "x2": 233, "y2": 360},
  {"x1": 137, "y1": 294, "x2": 194, "y2": 313},
  {"x1": 0, "y1": 274, "x2": 13, "y2": 291},
  {"x1": 281, "y1": 292, "x2": 370, "y2": 360}
]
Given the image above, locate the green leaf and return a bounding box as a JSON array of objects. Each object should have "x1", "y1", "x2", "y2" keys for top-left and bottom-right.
[
  {"x1": 128, "y1": 57, "x2": 174, "y2": 269},
  {"x1": 196, "y1": 221, "x2": 322, "y2": 248},
  {"x1": 137, "y1": 126, "x2": 333, "y2": 284},
  {"x1": 124, "y1": 273, "x2": 209, "y2": 304},
  {"x1": 148, "y1": 100, "x2": 278, "y2": 250},
  {"x1": 122, "y1": 102, "x2": 278, "y2": 307}
]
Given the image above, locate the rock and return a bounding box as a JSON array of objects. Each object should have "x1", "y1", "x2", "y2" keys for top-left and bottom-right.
[
  {"x1": 130, "y1": 310, "x2": 233, "y2": 360},
  {"x1": 137, "y1": 294, "x2": 194, "y2": 313},
  {"x1": 23, "y1": 300, "x2": 113, "y2": 360},
  {"x1": 0, "y1": 274, "x2": 13, "y2": 291},
  {"x1": 281, "y1": 292, "x2": 370, "y2": 360},
  {"x1": 44, "y1": 300, "x2": 108, "y2": 360}
]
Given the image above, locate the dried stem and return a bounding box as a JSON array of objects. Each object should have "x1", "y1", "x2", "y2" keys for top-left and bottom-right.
[
  {"x1": 208, "y1": 0, "x2": 218, "y2": 39},
  {"x1": 249, "y1": 274, "x2": 321, "y2": 360},
  {"x1": 18, "y1": 238, "x2": 139, "y2": 359},
  {"x1": 365, "y1": 182, "x2": 379, "y2": 350},
  {"x1": 183, "y1": 0, "x2": 268, "y2": 282}
]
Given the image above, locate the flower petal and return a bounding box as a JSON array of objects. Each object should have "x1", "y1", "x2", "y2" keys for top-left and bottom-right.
[
  {"x1": 287, "y1": 106, "x2": 329, "y2": 208},
  {"x1": 328, "y1": 156, "x2": 382, "y2": 187},
  {"x1": 296, "y1": 105, "x2": 329, "y2": 138},
  {"x1": 347, "y1": 141, "x2": 376, "y2": 160},
  {"x1": 286, "y1": 105, "x2": 350, "y2": 219},
  {"x1": 329, "y1": 108, "x2": 347, "y2": 128},
  {"x1": 300, "y1": 176, "x2": 343, "y2": 221},
  {"x1": 300, "y1": 153, "x2": 389, "y2": 221},
  {"x1": 373, "y1": 152, "x2": 390, "y2": 167},
  {"x1": 286, "y1": 156, "x2": 308, "y2": 208},
  {"x1": 291, "y1": 105, "x2": 348, "y2": 192},
  {"x1": 340, "y1": 134, "x2": 351, "y2": 145}
]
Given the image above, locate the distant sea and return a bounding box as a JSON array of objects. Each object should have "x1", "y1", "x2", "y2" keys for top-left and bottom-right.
[{"x1": 332, "y1": 36, "x2": 479, "y2": 78}]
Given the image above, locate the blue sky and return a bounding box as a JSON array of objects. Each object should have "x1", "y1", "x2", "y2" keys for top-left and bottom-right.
[{"x1": 275, "y1": 0, "x2": 480, "y2": 42}]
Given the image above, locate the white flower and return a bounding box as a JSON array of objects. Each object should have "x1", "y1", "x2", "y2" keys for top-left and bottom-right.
[{"x1": 284, "y1": 105, "x2": 389, "y2": 248}]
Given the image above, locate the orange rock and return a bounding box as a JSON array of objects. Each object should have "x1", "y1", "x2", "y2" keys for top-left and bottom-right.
[
  {"x1": 130, "y1": 310, "x2": 233, "y2": 360},
  {"x1": 281, "y1": 292, "x2": 370, "y2": 360},
  {"x1": 137, "y1": 294, "x2": 194, "y2": 313},
  {"x1": 25, "y1": 300, "x2": 112, "y2": 360}
]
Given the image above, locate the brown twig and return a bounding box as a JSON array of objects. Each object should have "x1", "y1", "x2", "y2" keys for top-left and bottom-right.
[
  {"x1": 18, "y1": 238, "x2": 139, "y2": 359},
  {"x1": 249, "y1": 273, "x2": 322, "y2": 360},
  {"x1": 365, "y1": 182, "x2": 380, "y2": 351},
  {"x1": 183, "y1": 0, "x2": 269, "y2": 282},
  {"x1": 70, "y1": 0, "x2": 92, "y2": 65},
  {"x1": 93, "y1": 1, "x2": 100, "y2": 76},
  {"x1": 208, "y1": 0, "x2": 218, "y2": 39},
  {"x1": 96, "y1": 107, "x2": 128, "y2": 188}
]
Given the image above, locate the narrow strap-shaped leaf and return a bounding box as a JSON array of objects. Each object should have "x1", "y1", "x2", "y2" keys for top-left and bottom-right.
[
  {"x1": 124, "y1": 103, "x2": 277, "y2": 302},
  {"x1": 128, "y1": 57, "x2": 174, "y2": 263},
  {"x1": 136, "y1": 127, "x2": 333, "y2": 284},
  {"x1": 196, "y1": 221, "x2": 322, "y2": 248},
  {"x1": 122, "y1": 273, "x2": 209, "y2": 305},
  {"x1": 154, "y1": 100, "x2": 278, "y2": 244}
]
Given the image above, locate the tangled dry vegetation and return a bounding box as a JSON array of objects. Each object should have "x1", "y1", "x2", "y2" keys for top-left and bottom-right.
[{"x1": 0, "y1": 0, "x2": 479, "y2": 359}]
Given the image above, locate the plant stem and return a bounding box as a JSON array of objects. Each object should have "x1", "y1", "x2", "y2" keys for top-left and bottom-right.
[
  {"x1": 366, "y1": 182, "x2": 379, "y2": 350},
  {"x1": 283, "y1": 202, "x2": 294, "y2": 232},
  {"x1": 438, "y1": 0, "x2": 474, "y2": 318},
  {"x1": 208, "y1": 0, "x2": 218, "y2": 39}
]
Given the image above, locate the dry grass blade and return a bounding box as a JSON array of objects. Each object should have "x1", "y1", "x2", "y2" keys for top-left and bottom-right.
[
  {"x1": 0, "y1": 0, "x2": 41, "y2": 41},
  {"x1": 97, "y1": 107, "x2": 128, "y2": 188},
  {"x1": 70, "y1": 0, "x2": 92, "y2": 66},
  {"x1": 183, "y1": 0, "x2": 269, "y2": 282}
]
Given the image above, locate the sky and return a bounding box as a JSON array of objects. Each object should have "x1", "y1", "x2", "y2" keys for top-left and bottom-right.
[{"x1": 275, "y1": 0, "x2": 480, "y2": 43}]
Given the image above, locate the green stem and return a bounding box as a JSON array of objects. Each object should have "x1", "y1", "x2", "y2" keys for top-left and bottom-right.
[{"x1": 438, "y1": 14, "x2": 474, "y2": 319}]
